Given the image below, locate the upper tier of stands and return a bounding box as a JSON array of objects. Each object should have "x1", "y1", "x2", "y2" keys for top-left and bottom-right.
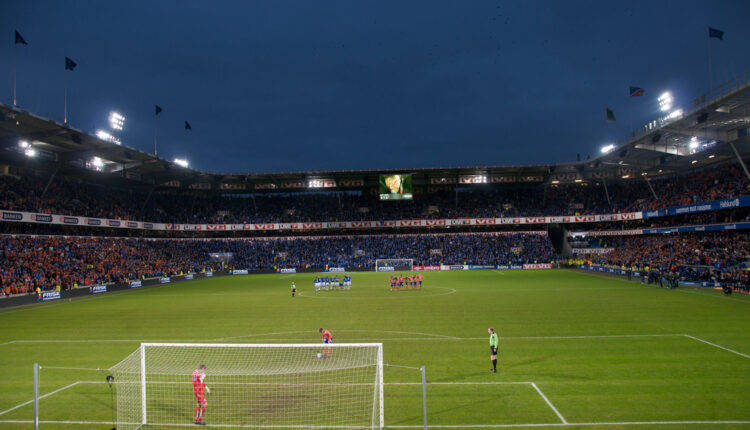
[{"x1": 1, "y1": 160, "x2": 748, "y2": 224}]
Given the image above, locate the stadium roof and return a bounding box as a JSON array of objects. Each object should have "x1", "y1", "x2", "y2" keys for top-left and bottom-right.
[{"x1": 1, "y1": 72, "x2": 750, "y2": 193}]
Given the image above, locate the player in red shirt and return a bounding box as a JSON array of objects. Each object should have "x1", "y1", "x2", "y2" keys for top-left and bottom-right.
[
  {"x1": 319, "y1": 327, "x2": 333, "y2": 356},
  {"x1": 192, "y1": 364, "x2": 210, "y2": 425}
]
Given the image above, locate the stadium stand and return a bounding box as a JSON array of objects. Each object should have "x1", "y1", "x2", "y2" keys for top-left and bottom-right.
[
  {"x1": 0, "y1": 232, "x2": 554, "y2": 293},
  {"x1": 1, "y1": 160, "x2": 747, "y2": 223}
]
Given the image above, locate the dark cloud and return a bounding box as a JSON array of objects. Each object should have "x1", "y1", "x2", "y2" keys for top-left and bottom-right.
[{"x1": 3, "y1": 0, "x2": 749, "y2": 173}]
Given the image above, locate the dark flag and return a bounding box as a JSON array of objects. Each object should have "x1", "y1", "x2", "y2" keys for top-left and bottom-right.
[
  {"x1": 708, "y1": 27, "x2": 724, "y2": 40},
  {"x1": 64, "y1": 57, "x2": 77, "y2": 71},
  {"x1": 14, "y1": 30, "x2": 28, "y2": 45},
  {"x1": 629, "y1": 86, "x2": 644, "y2": 97},
  {"x1": 605, "y1": 107, "x2": 616, "y2": 123},
  {"x1": 185, "y1": 121, "x2": 192, "y2": 130},
  {"x1": 155, "y1": 105, "x2": 162, "y2": 115}
]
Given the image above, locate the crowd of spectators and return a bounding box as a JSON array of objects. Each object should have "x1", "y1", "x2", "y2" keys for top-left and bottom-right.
[
  {"x1": 1, "y1": 161, "x2": 747, "y2": 225},
  {"x1": 0, "y1": 232, "x2": 554, "y2": 295},
  {"x1": 590, "y1": 232, "x2": 749, "y2": 276}
]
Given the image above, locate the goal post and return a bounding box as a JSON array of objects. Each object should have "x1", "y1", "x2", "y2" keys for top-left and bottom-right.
[
  {"x1": 110, "y1": 343, "x2": 384, "y2": 429},
  {"x1": 374, "y1": 259, "x2": 413, "y2": 272}
]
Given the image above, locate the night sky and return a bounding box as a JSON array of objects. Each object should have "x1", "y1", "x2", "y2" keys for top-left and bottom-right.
[{"x1": 3, "y1": 1, "x2": 749, "y2": 173}]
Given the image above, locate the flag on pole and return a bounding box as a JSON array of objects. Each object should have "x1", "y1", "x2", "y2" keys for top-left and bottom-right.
[
  {"x1": 155, "y1": 105, "x2": 162, "y2": 115},
  {"x1": 605, "y1": 107, "x2": 616, "y2": 122},
  {"x1": 14, "y1": 30, "x2": 28, "y2": 45},
  {"x1": 629, "y1": 86, "x2": 644, "y2": 97},
  {"x1": 185, "y1": 121, "x2": 192, "y2": 130},
  {"x1": 64, "y1": 57, "x2": 77, "y2": 71},
  {"x1": 708, "y1": 27, "x2": 724, "y2": 40}
]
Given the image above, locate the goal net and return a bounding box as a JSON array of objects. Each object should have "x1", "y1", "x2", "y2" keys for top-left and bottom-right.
[
  {"x1": 374, "y1": 259, "x2": 413, "y2": 272},
  {"x1": 110, "y1": 343, "x2": 383, "y2": 429}
]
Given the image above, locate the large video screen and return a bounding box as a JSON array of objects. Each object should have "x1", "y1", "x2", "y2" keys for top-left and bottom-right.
[{"x1": 379, "y1": 174, "x2": 413, "y2": 200}]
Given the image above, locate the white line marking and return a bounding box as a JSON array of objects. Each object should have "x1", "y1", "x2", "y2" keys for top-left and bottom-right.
[
  {"x1": 530, "y1": 382, "x2": 567, "y2": 424},
  {"x1": 2, "y1": 381, "x2": 748, "y2": 428},
  {"x1": 388, "y1": 382, "x2": 533, "y2": 385},
  {"x1": 1, "y1": 332, "x2": 685, "y2": 346},
  {"x1": 0, "y1": 381, "x2": 80, "y2": 416},
  {"x1": 388, "y1": 422, "x2": 750, "y2": 428},
  {"x1": 683, "y1": 334, "x2": 750, "y2": 360},
  {"x1": 1, "y1": 420, "x2": 747, "y2": 428}
]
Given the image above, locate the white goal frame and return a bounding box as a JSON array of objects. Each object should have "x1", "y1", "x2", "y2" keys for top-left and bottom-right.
[
  {"x1": 113, "y1": 342, "x2": 384, "y2": 429},
  {"x1": 374, "y1": 259, "x2": 413, "y2": 272}
]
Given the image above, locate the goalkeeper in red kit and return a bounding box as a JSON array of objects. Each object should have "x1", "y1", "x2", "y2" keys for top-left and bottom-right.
[
  {"x1": 319, "y1": 327, "x2": 333, "y2": 356},
  {"x1": 192, "y1": 364, "x2": 210, "y2": 425}
]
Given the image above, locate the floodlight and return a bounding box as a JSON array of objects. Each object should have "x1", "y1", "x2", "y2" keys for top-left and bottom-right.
[
  {"x1": 600, "y1": 144, "x2": 616, "y2": 154},
  {"x1": 665, "y1": 109, "x2": 682, "y2": 120},
  {"x1": 689, "y1": 137, "x2": 699, "y2": 149},
  {"x1": 96, "y1": 129, "x2": 121, "y2": 145},
  {"x1": 658, "y1": 91, "x2": 673, "y2": 112},
  {"x1": 173, "y1": 158, "x2": 189, "y2": 168},
  {"x1": 18, "y1": 140, "x2": 29, "y2": 148},
  {"x1": 24, "y1": 148, "x2": 36, "y2": 157},
  {"x1": 92, "y1": 157, "x2": 104, "y2": 168},
  {"x1": 109, "y1": 111, "x2": 125, "y2": 130}
]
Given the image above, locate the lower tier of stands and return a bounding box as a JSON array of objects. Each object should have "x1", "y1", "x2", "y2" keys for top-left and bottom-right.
[
  {"x1": 0, "y1": 231, "x2": 553, "y2": 294},
  {"x1": 2, "y1": 230, "x2": 746, "y2": 296}
]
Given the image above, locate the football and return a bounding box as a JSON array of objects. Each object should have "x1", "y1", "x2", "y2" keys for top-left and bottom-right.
[{"x1": 316, "y1": 353, "x2": 322, "y2": 358}]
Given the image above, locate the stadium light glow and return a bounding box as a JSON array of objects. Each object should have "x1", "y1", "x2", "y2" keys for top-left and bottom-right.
[
  {"x1": 24, "y1": 148, "x2": 36, "y2": 158},
  {"x1": 174, "y1": 158, "x2": 189, "y2": 168},
  {"x1": 91, "y1": 157, "x2": 104, "y2": 168},
  {"x1": 692, "y1": 160, "x2": 698, "y2": 164},
  {"x1": 109, "y1": 111, "x2": 125, "y2": 130},
  {"x1": 665, "y1": 109, "x2": 683, "y2": 120},
  {"x1": 18, "y1": 140, "x2": 29, "y2": 149},
  {"x1": 689, "y1": 137, "x2": 699, "y2": 150},
  {"x1": 658, "y1": 91, "x2": 673, "y2": 112},
  {"x1": 96, "y1": 129, "x2": 121, "y2": 145},
  {"x1": 708, "y1": 154, "x2": 715, "y2": 159},
  {"x1": 600, "y1": 144, "x2": 616, "y2": 154}
]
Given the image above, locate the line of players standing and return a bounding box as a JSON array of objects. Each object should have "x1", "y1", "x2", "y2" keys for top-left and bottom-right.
[
  {"x1": 389, "y1": 274, "x2": 423, "y2": 290},
  {"x1": 314, "y1": 275, "x2": 351, "y2": 291}
]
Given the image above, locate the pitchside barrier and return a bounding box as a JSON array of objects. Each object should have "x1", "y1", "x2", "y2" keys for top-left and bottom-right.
[
  {"x1": 577, "y1": 264, "x2": 724, "y2": 288},
  {"x1": 0, "y1": 271, "x2": 223, "y2": 309}
]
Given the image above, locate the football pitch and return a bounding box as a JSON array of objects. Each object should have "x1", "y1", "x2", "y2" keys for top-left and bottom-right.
[{"x1": 0, "y1": 269, "x2": 749, "y2": 429}]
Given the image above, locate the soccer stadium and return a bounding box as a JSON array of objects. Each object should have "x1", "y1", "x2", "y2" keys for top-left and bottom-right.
[{"x1": 2, "y1": 2, "x2": 750, "y2": 430}]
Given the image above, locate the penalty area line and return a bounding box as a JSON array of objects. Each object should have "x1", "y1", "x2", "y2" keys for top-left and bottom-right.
[
  {"x1": 531, "y1": 382, "x2": 567, "y2": 424},
  {"x1": 0, "y1": 381, "x2": 81, "y2": 416},
  {"x1": 683, "y1": 334, "x2": 750, "y2": 360}
]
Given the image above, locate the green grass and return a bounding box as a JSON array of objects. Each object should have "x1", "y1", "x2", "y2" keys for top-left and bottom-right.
[{"x1": 0, "y1": 269, "x2": 749, "y2": 429}]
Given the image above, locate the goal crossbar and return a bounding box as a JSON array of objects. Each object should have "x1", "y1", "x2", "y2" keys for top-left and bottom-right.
[{"x1": 140, "y1": 343, "x2": 382, "y2": 348}]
